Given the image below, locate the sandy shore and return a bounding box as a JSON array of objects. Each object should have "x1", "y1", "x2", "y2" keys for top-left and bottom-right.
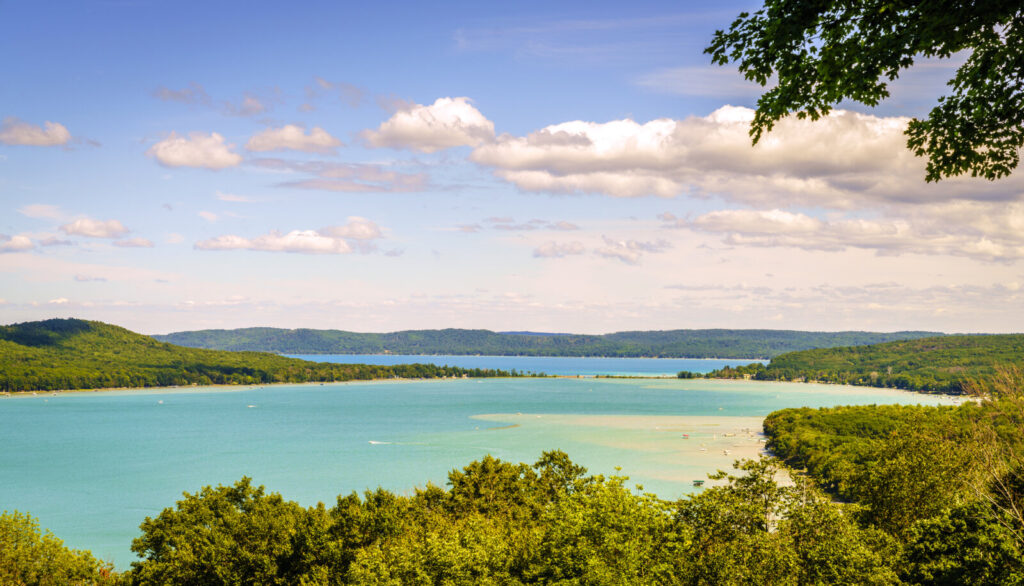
[{"x1": 472, "y1": 413, "x2": 772, "y2": 488}]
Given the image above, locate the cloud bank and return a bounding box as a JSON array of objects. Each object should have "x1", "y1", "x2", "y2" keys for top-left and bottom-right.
[{"x1": 195, "y1": 217, "x2": 384, "y2": 254}]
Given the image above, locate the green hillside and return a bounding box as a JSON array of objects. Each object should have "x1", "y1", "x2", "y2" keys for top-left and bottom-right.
[
  {"x1": 152, "y1": 327, "x2": 942, "y2": 358},
  {"x1": 701, "y1": 334, "x2": 1024, "y2": 393},
  {"x1": 0, "y1": 319, "x2": 514, "y2": 392}
]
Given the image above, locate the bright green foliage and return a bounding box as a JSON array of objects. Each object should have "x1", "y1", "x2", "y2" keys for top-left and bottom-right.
[
  {"x1": 120, "y1": 452, "x2": 906, "y2": 585},
  {"x1": 0, "y1": 510, "x2": 115, "y2": 586},
  {"x1": 675, "y1": 459, "x2": 899, "y2": 585},
  {"x1": 126, "y1": 478, "x2": 308, "y2": 585},
  {"x1": 707, "y1": 334, "x2": 1024, "y2": 393},
  {"x1": 0, "y1": 318, "x2": 514, "y2": 392},
  {"x1": 707, "y1": 0, "x2": 1024, "y2": 181},
  {"x1": 154, "y1": 326, "x2": 941, "y2": 359}
]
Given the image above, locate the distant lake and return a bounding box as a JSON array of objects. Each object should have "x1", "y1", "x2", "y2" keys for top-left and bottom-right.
[
  {"x1": 0, "y1": 376, "x2": 954, "y2": 569},
  {"x1": 286, "y1": 354, "x2": 765, "y2": 377}
]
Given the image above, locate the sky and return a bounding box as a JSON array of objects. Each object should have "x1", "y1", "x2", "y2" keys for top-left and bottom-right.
[{"x1": 2, "y1": 0, "x2": 1023, "y2": 335}]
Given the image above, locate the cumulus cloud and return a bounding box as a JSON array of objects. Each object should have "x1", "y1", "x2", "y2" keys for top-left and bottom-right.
[
  {"x1": 685, "y1": 206, "x2": 1024, "y2": 262},
  {"x1": 0, "y1": 117, "x2": 72, "y2": 146},
  {"x1": 147, "y1": 132, "x2": 243, "y2": 169},
  {"x1": 252, "y1": 158, "x2": 427, "y2": 192},
  {"x1": 246, "y1": 125, "x2": 342, "y2": 153},
  {"x1": 469, "y1": 105, "x2": 1024, "y2": 207},
  {"x1": 113, "y1": 237, "x2": 154, "y2": 248},
  {"x1": 195, "y1": 217, "x2": 384, "y2": 255},
  {"x1": 0, "y1": 235, "x2": 34, "y2": 253},
  {"x1": 60, "y1": 218, "x2": 129, "y2": 239},
  {"x1": 361, "y1": 97, "x2": 495, "y2": 152},
  {"x1": 533, "y1": 241, "x2": 586, "y2": 258},
  {"x1": 595, "y1": 236, "x2": 672, "y2": 265}
]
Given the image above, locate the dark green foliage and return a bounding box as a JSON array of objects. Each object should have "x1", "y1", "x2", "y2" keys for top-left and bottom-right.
[
  {"x1": 707, "y1": 0, "x2": 1024, "y2": 181},
  {"x1": 153, "y1": 326, "x2": 941, "y2": 358},
  {"x1": 902, "y1": 501, "x2": 1024, "y2": 585},
  {"x1": 707, "y1": 334, "x2": 1024, "y2": 394},
  {"x1": 0, "y1": 319, "x2": 515, "y2": 392},
  {"x1": 0, "y1": 510, "x2": 115, "y2": 585}
]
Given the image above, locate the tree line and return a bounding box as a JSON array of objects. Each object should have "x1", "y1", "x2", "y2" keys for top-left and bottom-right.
[
  {"x1": 682, "y1": 334, "x2": 1024, "y2": 394},
  {"x1": 153, "y1": 326, "x2": 941, "y2": 359}
]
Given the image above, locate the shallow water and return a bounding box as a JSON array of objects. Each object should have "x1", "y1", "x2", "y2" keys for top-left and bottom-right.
[{"x1": 0, "y1": 376, "x2": 953, "y2": 568}]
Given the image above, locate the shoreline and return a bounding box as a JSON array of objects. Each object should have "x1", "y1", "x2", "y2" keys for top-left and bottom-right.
[{"x1": 0, "y1": 374, "x2": 967, "y2": 400}]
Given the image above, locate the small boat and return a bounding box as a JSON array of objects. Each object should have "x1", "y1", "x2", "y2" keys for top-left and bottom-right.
[
  {"x1": 693, "y1": 480, "x2": 705, "y2": 487},
  {"x1": 681, "y1": 434, "x2": 689, "y2": 439}
]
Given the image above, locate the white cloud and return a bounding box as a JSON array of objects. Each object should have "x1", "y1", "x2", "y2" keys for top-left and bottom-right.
[
  {"x1": 685, "y1": 206, "x2": 1024, "y2": 262},
  {"x1": 195, "y1": 217, "x2": 384, "y2": 255},
  {"x1": 147, "y1": 131, "x2": 243, "y2": 169},
  {"x1": 18, "y1": 204, "x2": 65, "y2": 220},
  {"x1": 319, "y1": 217, "x2": 382, "y2": 240},
  {"x1": 113, "y1": 237, "x2": 154, "y2": 248},
  {"x1": 48, "y1": 297, "x2": 70, "y2": 305},
  {"x1": 0, "y1": 235, "x2": 34, "y2": 253},
  {"x1": 59, "y1": 218, "x2": 129, "y2": 239},
  {"x1": 469, "y1": 105, "x2": 1024, "y2": 207},
  {"x1": 361, "y1": 97, "x2": 495, "y2": 152},
  {"x1": 595, "y1": 236, "x2": 671, "y2": 265},
  {"x1": 246, "y1": 125, "x2": 342, "y2": 153},
  {"x1": 198, "y1": 211, "x2": 218, "y2": 222},
  {"x1": 0, "y1": 117, "x2": 72, "y2": 146},
  {"x1": 196, "y1": 230, "x2": 352, "y2": 254},
  {"x1": 533, "y1": 241, "x2": 585, "y2": 258}
]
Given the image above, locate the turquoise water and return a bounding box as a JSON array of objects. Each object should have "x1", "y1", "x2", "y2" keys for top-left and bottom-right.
[
  {"x1": 286, "y1": 354, "x2": 766, "y2": 377},
  {"x1": 0, "y1": 375, "x2": 952, "y2": 568}
]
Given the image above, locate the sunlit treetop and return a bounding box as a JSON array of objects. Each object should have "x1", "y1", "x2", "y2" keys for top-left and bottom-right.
[{"x1": 706, "y1": 0, "x2": 1024, "y2": 182}]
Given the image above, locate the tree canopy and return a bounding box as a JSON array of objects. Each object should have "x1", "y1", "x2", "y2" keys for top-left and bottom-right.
[{"x1": 706, "y1": 1, "x2": 1024, "y2": 181}]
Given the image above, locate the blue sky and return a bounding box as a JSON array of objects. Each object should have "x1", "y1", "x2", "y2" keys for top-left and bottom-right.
[{"x1": 3, "y1": 0, "x2": 1023, "y2": 334}]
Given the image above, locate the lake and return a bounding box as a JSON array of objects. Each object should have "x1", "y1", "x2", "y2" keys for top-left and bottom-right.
[
  {"x1": 286, "y1": 354, "x2": 765, "y2": 377},
  {"x1": 0, "y1": 361, "x2": 955, "y2": 568}
]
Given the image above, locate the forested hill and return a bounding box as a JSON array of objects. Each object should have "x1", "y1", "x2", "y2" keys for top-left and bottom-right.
[
  {"x1": 151, "y1": 327, "x2": 941, "y2": 358},
  {"x1": 0, "y1": 319, "x2": 513, "y2": 392},
  {"x1": 703, "y1": 334, "x2": 1024, "y2": 394}
]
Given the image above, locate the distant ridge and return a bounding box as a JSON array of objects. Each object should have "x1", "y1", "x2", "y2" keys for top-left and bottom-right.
[
  {"x1": 152, "y1": 327, "x2": 944, "y2": 359},
  {"x1": 0, "y1": 319, "x2": 514, "y2": 392}
]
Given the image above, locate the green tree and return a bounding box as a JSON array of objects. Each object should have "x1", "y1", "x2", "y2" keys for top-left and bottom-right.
[
  {"x1": 0, "y1": 510, "x2": 115, "y2": 586},
  {"x1": 706, "y1": 1, "x2": 1024, "y2": 181},
  {"x1": 125, "y1": 478, "x2": 307, "y2": 585}
]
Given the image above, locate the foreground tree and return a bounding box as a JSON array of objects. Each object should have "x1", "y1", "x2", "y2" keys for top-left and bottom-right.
[
  {"x1": 0, "y1": 511, "x2": 115, "y2": 586},
  {"x1": 706, "y1": 1, "x2": 1024, "y2": 181}
]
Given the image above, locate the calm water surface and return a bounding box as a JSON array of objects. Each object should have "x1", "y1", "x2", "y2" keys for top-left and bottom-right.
[
  {"x1": 0, "y1": 367, "x2": 952, "y2": 568},
  {"x1": 286, "y1": 354, "x2": 766, "y2": 377}
]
